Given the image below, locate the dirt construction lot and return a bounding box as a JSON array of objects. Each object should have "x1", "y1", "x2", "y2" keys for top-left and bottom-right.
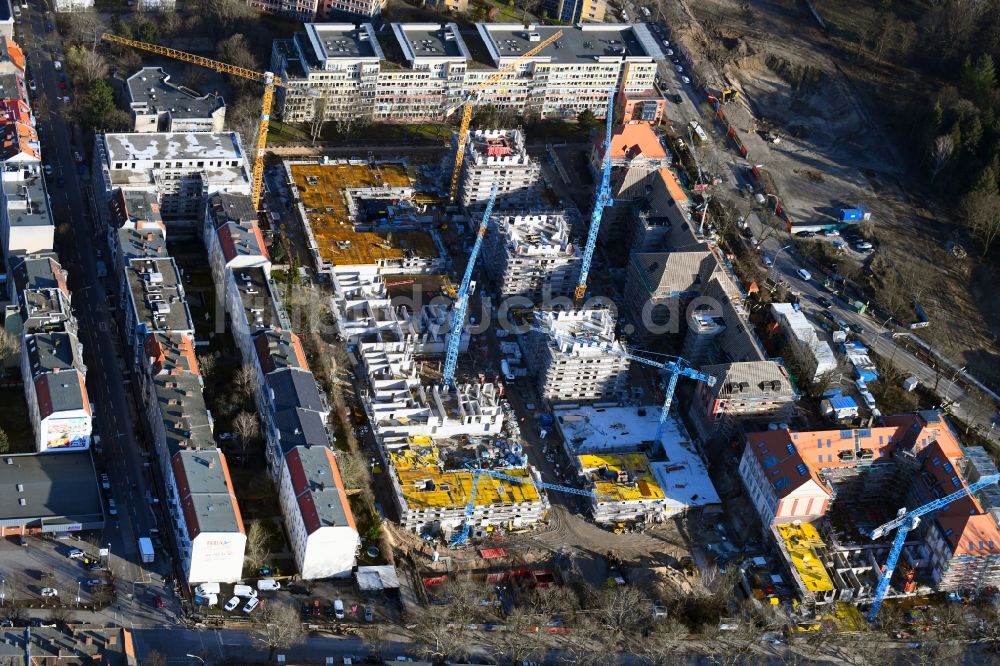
[{"x1": 665, "y1": 0, "x2": 1000, "y2": 388}]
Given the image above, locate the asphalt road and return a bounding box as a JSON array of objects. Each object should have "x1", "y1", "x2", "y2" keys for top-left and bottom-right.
[{"x1": 17, "y1": 4, "x2": 175, "y2": 622}]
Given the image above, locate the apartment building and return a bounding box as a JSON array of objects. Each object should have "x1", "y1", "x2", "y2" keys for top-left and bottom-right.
[
  {"x1": 541, "y1": 0, "x2": 606, "y2": 23},
  {"x1": 126, "y1": 68, "x2": 226, "y2": 134},
  {"x1": 695, "y1": 361, "x2": 796, "y2": 434},
  {"x1": 624, "y1": 250, "x2": 716, "y2": 332},
  {"x1": 771, "y1": 303, "x2": 837, "y2": 384},
  {"x1": 93, "y1": 132, "x2": 252, "y2": 232},
  {"x1": 273, "y1": 22, "x2": 661, "y2": 123},
  {"x1": 108, "y1": 190, "x2": 167, "y2": 278},
  {"x1": 522, "y1": 309, "x2": 630, "y2": 403},
  {"x1": 740, "y1": 412, "x2": 1000, "y2": 596},
  {"x1": 592, "y1": 123, "x2": 672, "y2": 203},
  {"x1": 278, "y1": 445, "x2": 359, "y2": 579},
  {"x1": 425, "y1": 0, "x2": 468, "y2": 12},
  {"x1": 482, "y1": 212, "x2": 580, "y2": 302},
  {"x1": 459, "y1": 129, "x2": 540, "y2": 210},
  {"x1": 247, "y1": 0, "x2": 383, "y2": 20}
]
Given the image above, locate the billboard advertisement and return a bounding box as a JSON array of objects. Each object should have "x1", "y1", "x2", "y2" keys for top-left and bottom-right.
[{"x1": 45, "y1": 416, "x2": 91, "y2": 450}]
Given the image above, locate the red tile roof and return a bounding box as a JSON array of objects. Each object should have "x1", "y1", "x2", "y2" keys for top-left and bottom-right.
[{"x1": 603, "y1": 123, "x2": 668, "y2": 160}]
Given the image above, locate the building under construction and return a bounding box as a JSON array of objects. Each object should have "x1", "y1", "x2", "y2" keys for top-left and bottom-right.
[
  {"x1": 482, "y1": 212, "x2": 580, "y2": 301},
  {"x1": 521, "y1": 309, "x2": 630, "y2": 403},
  {"x1": 459, "y1": 129, "x2": 540, "y2": 211},
  {"x1": 284, "y1": 159, "x2": 446, "y2": 275}
]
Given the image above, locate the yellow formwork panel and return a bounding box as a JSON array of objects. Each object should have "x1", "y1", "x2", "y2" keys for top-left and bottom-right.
[
  {"x1": 777, "y1": 523, "x2": 834, "y2": 593},
  {"x1": 289, "y1": 162, "x2": 438, "y2": 267},
  {"x1": 577, "y1": 453, "x2": 666, "y2": 502},
  {"x1": 390, "y1": 447, "x2": 541, "y2": 510}
]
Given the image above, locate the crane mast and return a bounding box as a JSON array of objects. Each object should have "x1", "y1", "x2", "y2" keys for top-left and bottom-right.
[
  {"x1": 574, "y1": 87, "x2": 616, "y2": 304},
  {"x1": 441, "y1": 186, "x2": 497, "y2": 387}
]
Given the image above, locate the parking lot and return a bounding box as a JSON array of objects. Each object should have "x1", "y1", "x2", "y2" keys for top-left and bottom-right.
[{"x1": 0, "y1": 534, "x2": 113, "y2": 609}]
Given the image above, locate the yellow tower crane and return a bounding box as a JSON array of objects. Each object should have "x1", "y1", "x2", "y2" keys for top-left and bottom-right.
[
  {"x1": 101, "y1": 33, "x2": 283, "y2": 211},
  {"x1": 446, "y1": 30, "x2": 563, "y2": 204}
]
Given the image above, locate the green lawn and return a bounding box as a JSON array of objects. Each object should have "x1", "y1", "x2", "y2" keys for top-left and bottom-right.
[{"x1": 0, "y1": 386, "x2": 36, "y2": 454}]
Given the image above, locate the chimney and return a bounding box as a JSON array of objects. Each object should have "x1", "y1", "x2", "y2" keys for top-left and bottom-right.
[
  {"x1": 84, "y1": 635, "x2": 93, "y2": 645},
  {"x1": 207, "y1": 458, "x2": 216, "y2": 469},
  {"x1": 106, "y1": 635, "x2": 117, "y2": 646}
]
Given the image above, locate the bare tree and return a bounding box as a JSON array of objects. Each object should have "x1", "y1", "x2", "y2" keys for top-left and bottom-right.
[
  {"x1": 480, "y1": 608, "x2": 545, "y2": 665},
  {"x1": 66, "y1": 46, "x2": 109, "y2": 87},
  {"x1": 218, "y1": 34, "x2": 259, "y2": 98},
  {"x1": 929, "y1": 135, "x2": 954, "y2": 181},
  {"x1": 410, "y1": 606, "x2": 471, "y2": 662},
  {"x1": 335, "y1": 450, "x2": 370, "y2": 498},
  {"x1": 232, "y1": 411, "x2": 259, "y2": 461},
  {"x1": 226, "y1": 95, "x2": 260, "y2": 154},
  {"x1": 59, "y1": 11, "x2": 101, "y2": 49},
  {"x1": 196, "y1": 351, "x2": 218, "y2": 380},
  {"x1": 638, "y1": 616, "x2": 690, "y2": 665},
  {"x1": 244, "y1": 520, "x2": 271, "y2": 573},
  {"x1": 595, "y1": 585, "x2": 653, "y2": 640},
  {"x1": 233, "y1": 363, "x2": 258, "y2": 401},
  {"x1": 960, "y1": 189, "x2": 1000, "y2": 254},
  {"x1": 251, "y1": 601, "x2": 304, "y2": 660}
]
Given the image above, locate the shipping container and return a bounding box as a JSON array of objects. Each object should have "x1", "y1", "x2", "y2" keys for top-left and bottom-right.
[{"x1": 840, "y1": 208, "x2": 863, "y2": 222}]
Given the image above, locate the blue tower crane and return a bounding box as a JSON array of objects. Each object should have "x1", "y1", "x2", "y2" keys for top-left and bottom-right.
[
  {"x1": 574, "y1": 86, "x2": 617, "y2": 305},
  {"x1": 450, "y1": 466, "x2": 612, "y2": 547},
  {"x1": 534, "y1": 326, "x2": 716, "y2": 443},
  {"x1": 442, "y1": 185, "x2": 498, "y2": 387},
  {"x1": 866, "y1": 472, "x2": 1000, "y2": 621}
]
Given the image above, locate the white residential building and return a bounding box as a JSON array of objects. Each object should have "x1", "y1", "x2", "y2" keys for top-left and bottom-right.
[
  {"x1": 522, "y1": 309, "x2": 630, "y2": 403},
  {"x1": 483, "y1": 212, "x2": 580, "y2": 301},
  {"x1": 1, "y1": 164, "x2": 53, "y2": 258},
  {"x1": 272, "y1": 22, "x2": 662, "y2": 123},
  {"x1": 169, "y1": 449, "x2": 247, "y2": 584},
  {"x1": 459, "y1": 129, "x2": 540, "y2": 210},
  {"x1": 93, "y1": 132, "x2": 252, "y2": 232},
  {"x1": 22, "y1": 332, "x2": 92, "y2": 453},
  {"x1": 127, "y1": 68, "x2": 225, "y2": 133},
  {"x1": 278, "y1": 445, "x2": 359, "y2": 579}
]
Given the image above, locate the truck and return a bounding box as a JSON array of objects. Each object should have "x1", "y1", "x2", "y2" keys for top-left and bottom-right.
[{"x1": 138, "y1": 537, "x2": 154, "y2": 563}]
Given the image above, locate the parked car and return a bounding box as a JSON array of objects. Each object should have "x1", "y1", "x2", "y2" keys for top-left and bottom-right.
[
  {"x1": 153, "y1": 595, "x2": 164, "y2": 609},
  {"x1": 40, "y1": 588, "x2": 58, "y2": 597},
  {"x1": 87, "y1": 562, "x2": 103, "y2": 572},
  {"x1": 822, "y1": 228, "x2": 840, "y2": 236},
  {"x1": 850, "y1": 323, "x2": 865, "y2": 335},
  {"x1": 67, "y1": 548, "x2": 85, "y2": 560},
  {"x1": 84, "y1": 579, "x2": 103, "y2": 588},
  {"x1": 816, "y1": 296, "x2": 833, "y2": 309},
  {"x1": 795, "y1": 230, "x2": 815, "y2": 238},
  {"x1": 242, "y1": 597, "x2": 260, "y2": 614},
  {"x1": 106, "y1": 499, "x2": 117, "y2": 516},
  {"x1": 681, "y1": 76, "x2": 691, "y2": 84},
  {"x1": 224, "y1": 596, "x2": 240, "y2": 612},
  {"x1": 334, "y1": 598, "x2": 345, "y2": 620},
  {"x1": 675, "y1": 64, "x2": 684, "y2": 73},
  {"x1": 364, "y1": 605, "x2": 373, "y2": 622},
  {"x1": 855, "y1": 241, "x2": 873, "y2": 251},
  {"x1": 287, "y1": 584, "x2": 309, "y2": 596},
  {"x1": 100, "y1": 474, "x2": 110, "y2": 490},
  {"x1": 312, "y1": 599, "x2": 322, "y2": 616},
  {"x1": 796, "y1": 268, "x2": 812, "y2": 281}
]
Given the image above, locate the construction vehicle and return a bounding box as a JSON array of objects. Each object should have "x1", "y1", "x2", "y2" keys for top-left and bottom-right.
[
  {"x1": 532, "y1": 323, "x2": 716, "y2": 443},
  {"x1": 101, "y1": 33, "x2": 283, "y2": 211},
  {"x1": 721, "y1": 88, "x2": 740, "y2": 104},
  {"x1": 574, "y1": 86, "x2": 616, "y2": 305},
  {"x1": 866, "y1": 472, "x2": 1000, "y2": 621},
  {"x1": 446, "y1": 31, "x2": 563, "y2": 203},
  {"x1": 441, "y1": 185, "x2": 497, "y2": 387},
  {"x1": 450, "y1": 466, "x2": 611, "y2": 547}
]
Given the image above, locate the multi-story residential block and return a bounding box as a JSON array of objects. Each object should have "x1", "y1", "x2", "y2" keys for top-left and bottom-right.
[
  {"x1": 0, "y1": 1, "x2": 12, "y2": 41},
  {"x1": 459, "y1": 129, "x2": 540, "y2": 210},
  {"x1": 126, "y1": 68, "x2": 226, "y2": 134},
  {"x1": 592, "y1": 123, "x2": 672, "y2": 203},
  {"x1": 107, "y1": 190, "x2": 167, "y2": 278},
  {"x1": 1, "y1": 163, "x2": 52, "y2": 258},
  {"x1": 739, "y1": 412, "x2": 1000, "y2": 600},
  {"x1": 247, "y1": 0, "x2": 383, "y2": 20},
  {"x1": 22, "y1": 331, "x2": 91, "y2": 452},
  {"x1": 482, "y1": 212, "x2": 580, "y2": 301},
  {"x1": 278, "y1": 445, "x2": 359, "y2": 579},
  {"x1": 93, "y1": 132, "x2": 252, "y2": 232},
  {"x1": 541, "y1": 0, "x2": 606, "y2": 23},
  {"x1": 273, "y1": 22, "x2": 661, "y2": 123},
  {"x1": 170, "y1": 448, "x2": 246, "y2": 583},
  {"x1": 122, "y1": 257, "x2": 194, "y2": 352},
  {"x1": 522, "y1": 309, "x2": 630, "y2": 403},
  {"x1": 624, "y1": 250, "x2": 716, "y2": 332}
]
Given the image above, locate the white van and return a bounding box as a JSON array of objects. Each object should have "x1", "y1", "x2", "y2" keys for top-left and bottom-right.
[
  {"x1": 796, "y1": 268, "x2": 812, "y2": 281},
  {"x1": 53, "y1": 60, "x2": 62, "y2": 71},
  {"x1": 195, "y1": 583, "x2": 220, "y2": 596},
  {"x1": 334, "y1": 598, "x2": 345, "y2": 619},
  {"x1": 233, "y1": 584, "x2": 258, "y2": 598},
  {"x1": 256, "y1": 579, "x2": 281, "y2": 591}
]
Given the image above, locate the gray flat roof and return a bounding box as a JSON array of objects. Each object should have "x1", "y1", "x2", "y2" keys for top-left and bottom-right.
[
  {"x1": 10, "y1": 254, "x2": 64, "y2": 294},
  {"x1": 147, "y1": 332, "x2": 213, "y2": 454},
  {"x1": 117, "y1": 227, "x2": 168, "y2": 262},
  {"x1": 24, "y1": 331, "x2": 77, "y2": 376},
  {"x1": 103, "y1": 132, "x2": 245, "y2": 163},
  {"x1": 395, "y1": 23, "x2": 470, "y2": 61},
  {"x1": 479, "y1": 23, "x2": 650, "y2": 64},
  {"x1": 307, "y1": 23, "x2": 381, "y2": 60},
  {"x1": 3, "y1": 172, "x2": 52, "y2": 228},
  {"x1": 126, "y1": 257, "x2": 193, "y2": 334},
  {"x1": 0, "y1": 451, "x2": 103, "y2": 528},
  {"x1": 254, "y1": 330, "x2": 306, "y2": 374},
  {"x1": 208, "y1": 192, "x2": 256, "y2": 225},
  {"x1": 127, "y1": 67, "x2": 224, "y2": 119},
  {"x1": 232, "y1": 267, "x2": 280, "y2": 334}
]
